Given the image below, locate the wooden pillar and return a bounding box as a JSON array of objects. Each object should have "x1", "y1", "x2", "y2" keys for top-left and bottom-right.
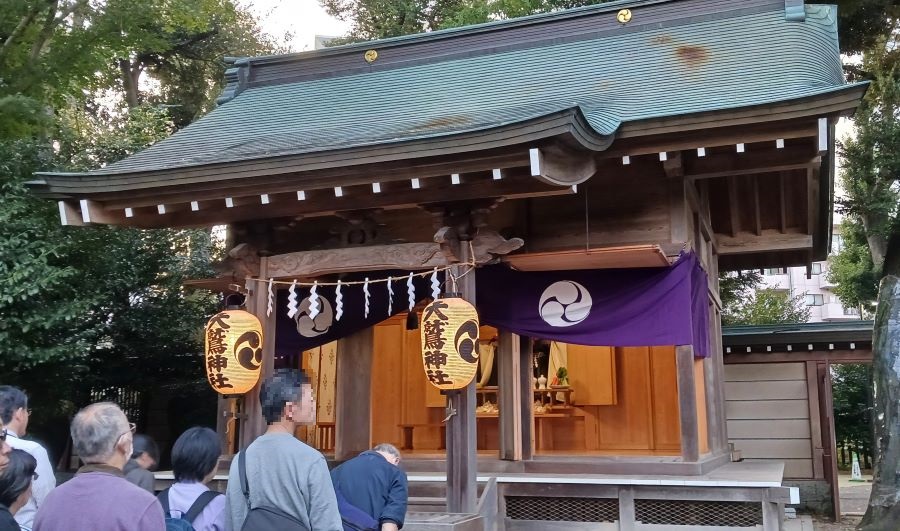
[
  {"x1": 498, "y1": 331, "x2": 522, "y2": 461},
  {"x1": 240, "y1": 256, "x2": 275, "y2": 448},
  {"x1": 704, "y1": 304, "x2": 728, "y2": 453},
  {"x1": 519, "y1": 336, "x2": 534, "y2": 460},
  {"x1": 676, "y1": 344, "x2": 700, "y2": 462},
  {"x1": 335, "y1": 327, "x2": 374, "y2": 461},
  {"x1": 446, "y1": 242, "x2": 478, "y2": 513}
]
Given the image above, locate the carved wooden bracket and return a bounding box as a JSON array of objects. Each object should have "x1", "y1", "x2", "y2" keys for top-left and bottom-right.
[
  {"x1": 435, "y1": 227, "x2": 524, "y2": 265},
  {"x1": 266, "y1": 242, "x2": 447, "y2": 278},
  {"x1": 215, "y1": 243, "x2": 261, "y2": 279}
]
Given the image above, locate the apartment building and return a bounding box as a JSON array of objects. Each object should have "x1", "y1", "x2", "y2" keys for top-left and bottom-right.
[{"x1": 761, "y1": 231, "x2": 863, "y2": 322}]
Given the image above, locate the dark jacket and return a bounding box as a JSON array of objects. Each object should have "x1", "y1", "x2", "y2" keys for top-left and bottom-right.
[
  {"x1": 331, "y1": 451, "x2": 408, "y2": 528},
  {"x1": 123, "y1": 459, "x2": 155, "y2": 494},
  {"x1": 0, "y1": 504, "x2": 17, "y2": 531}
]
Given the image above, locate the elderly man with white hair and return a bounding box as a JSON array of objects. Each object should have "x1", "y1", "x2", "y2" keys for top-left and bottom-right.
[{"x1": 33, "y1": 402, "x2": 165, "y2": 531}]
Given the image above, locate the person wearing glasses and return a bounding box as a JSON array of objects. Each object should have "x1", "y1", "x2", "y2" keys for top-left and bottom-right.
[
  {"x1": 330, "y1": 444, "x2": 408, "y2": 531},
  {"x1": 0, "y1": 387, "x2": 55, "y2": 529},
  {"x1": 0, "y1": 449, "x2": 38, "y2": 531},
  {"x1": 32, "y1": 402, "x2": 165, "y2": 531}
]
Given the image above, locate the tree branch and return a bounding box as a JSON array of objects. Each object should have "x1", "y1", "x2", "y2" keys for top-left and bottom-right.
[
  {"x1": 0, "y1": 2, "x2": 48, "y2": 66},
  {"x1": 29, "y1": 0, "x2": 60, "y2": 65}
]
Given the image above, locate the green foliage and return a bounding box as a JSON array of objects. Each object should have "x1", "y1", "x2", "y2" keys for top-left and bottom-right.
[
  {"x1": 718, "y1": 270, "x2": 763, "y2": 317},
  {"x1": 828, "y1": 219, "x2": 879, "y2": 309},
  {"x1": 832, "y1": 363, "x2": 873, "y2": 466},
  {"x1": 0, "y1": 0, "x2": 274, "y2": 455},
  {"x1": 722, "y1": 289, "x2": 810, "y2": 326}
]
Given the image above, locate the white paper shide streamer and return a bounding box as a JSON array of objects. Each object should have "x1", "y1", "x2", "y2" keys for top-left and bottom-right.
[
  {"x1": 364, "y1": 277, "x2": 370, "y2": 318},
  {"x1": 335, "y1": 280, "x2": 344, "y2": 321},
  {"x1": 266, "y1": 278, "x2": 274, "y2": 317},
  {"x1": 308, "y1": 281, "x2": 320, "y2": 320},
  {"x1": 407, "y1": 272, "x2": 415, "y2": 310},
  {"x1": 287, "y1": 280, "x2": 299, "y2": 318},
  {"x1": 431, "y1": 267, "x2": 440, "y2": 299},
  {"x1": 387, "y1": 276, "x2": 394, "y2": 315}
]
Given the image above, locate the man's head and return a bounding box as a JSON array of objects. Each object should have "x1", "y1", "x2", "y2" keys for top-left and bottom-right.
[
  {"x1": 373, "y1": 443, "x2": 401, "y2": 466},
  {"x1": 0, "y1": 386, "x2": 29, "y2": 437},
  {"x1": 0, "y1": 419, "x2": 11, "y2": 472},
  {"x1": 260, "y1": 369, "x2": 315, "y2": 426},
  {"x1": 71, "y1": 402, "x2": 134, "y2": 469},
  {"x1": 131, "y1": 434, "x2": 159, "y2": 471}
]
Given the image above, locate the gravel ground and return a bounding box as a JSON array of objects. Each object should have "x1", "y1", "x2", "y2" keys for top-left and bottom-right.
[{"x1": 813, "y1": 515, "x2": 862, "y2": 530}]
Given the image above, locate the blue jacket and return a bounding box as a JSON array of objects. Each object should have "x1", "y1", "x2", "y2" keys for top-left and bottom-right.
[{"x1": 331, "y1": 451, "x2": 408, "y2": 528}]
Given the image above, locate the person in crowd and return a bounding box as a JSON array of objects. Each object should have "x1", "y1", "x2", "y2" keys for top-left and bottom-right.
[
  {"x1": 226, "y1": 369, "x2": 341, "y2": 531},
  {"x1": 331, "y1": 443, "x2": 408, "y2": 531},
  {"x1": 0, "y1": 450, "x2": 37, "y2": 531},
  {"x1": 0, "y1": 387, "x2": 55, "y2": 529},
  {"x1": 157, "y1": 427, "x2": 225, "y2": 531},
  {"x1": 33, "y1": 402, "x2": 165, "y2": 531},
  {"x1": 124, "y1": 433, "x2": 159, "y2": 494},
  {"x1": 0, "y1": 420, "x2": 11, "y2": 472}
]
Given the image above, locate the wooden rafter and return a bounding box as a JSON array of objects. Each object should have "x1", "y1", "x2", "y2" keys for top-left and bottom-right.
[
  {"x1": 752, "y1": 176, "x2": 762, "y2": 236},
  {"x1": 727, "y1": 178, "x2": 740, "y2": 237}
]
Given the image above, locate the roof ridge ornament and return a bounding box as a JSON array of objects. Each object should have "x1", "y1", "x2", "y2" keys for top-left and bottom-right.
[
  {"x1": 785, "y1": 0, "x2": 805, "y2": 21},
  {"x1": 217, "y1": 57, "x2": 251, "y2": 105}
]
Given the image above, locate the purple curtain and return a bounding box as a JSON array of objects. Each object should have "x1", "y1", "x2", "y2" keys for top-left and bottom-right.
[{"x1": 475, "y1": 253, "x2": 710, "y2": 358}]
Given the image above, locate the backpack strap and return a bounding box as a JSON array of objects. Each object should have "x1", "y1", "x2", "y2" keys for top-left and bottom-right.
[
  {"x1": 184, "y1": 490, "x2": 222, "y2": 523},
  {"x1": 156, "y1": 487, "x2": 171, "y2": 517},
  {"x1": 238, "y1": 449, "x2": 251, "y2": 510}
]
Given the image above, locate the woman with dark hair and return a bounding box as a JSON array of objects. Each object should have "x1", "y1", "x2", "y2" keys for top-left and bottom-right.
[
  {"x1": 0, "y1": 449, "x2": 37, "y2": 531},
  {"x1": 157, "y1": 427, "x2": 225, "y2": 531}
]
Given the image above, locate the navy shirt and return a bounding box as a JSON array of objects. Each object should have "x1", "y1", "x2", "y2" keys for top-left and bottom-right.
[{"x1": 331, "y1": 451, "x2": 408, "y2": 528}]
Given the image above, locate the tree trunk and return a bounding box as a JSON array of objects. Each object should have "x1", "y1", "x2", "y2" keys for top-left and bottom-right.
[
  {"x1": 860, "y1": 276, "x2": 900, "y2": 530},
  {"x1": 119, "y1": 59, "x2": 141, "y2": 108}
]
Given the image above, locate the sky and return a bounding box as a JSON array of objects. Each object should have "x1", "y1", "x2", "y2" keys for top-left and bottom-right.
[{"x1": 246, "y1": 0, "x2": 352, "y2": 52}]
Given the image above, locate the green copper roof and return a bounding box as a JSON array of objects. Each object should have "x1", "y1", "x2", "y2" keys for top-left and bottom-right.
[{"x1": 53, "y1": 0, "x2": 861, "y2": 177}]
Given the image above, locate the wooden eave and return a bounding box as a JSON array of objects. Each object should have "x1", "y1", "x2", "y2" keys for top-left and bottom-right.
[{"x1": 33, "y1": 87, "x2": 857, "y2": 203}]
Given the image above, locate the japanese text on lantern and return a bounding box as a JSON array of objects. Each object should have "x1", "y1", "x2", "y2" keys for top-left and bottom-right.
[
  {"x1": 204, "y1": 310, "x2": 264, "y2": 395},
  {"x1": 420, "y1": 297, "x2": 479, "y2": 391}
]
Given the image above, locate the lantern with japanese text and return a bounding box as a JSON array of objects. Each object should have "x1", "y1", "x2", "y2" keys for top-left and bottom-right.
[
  {"x1": 420, "y1": 297, "x2": 480, "y2": 391},
  {"x1": 204, "y1": 310, "x2": 263, "y2": 395}
]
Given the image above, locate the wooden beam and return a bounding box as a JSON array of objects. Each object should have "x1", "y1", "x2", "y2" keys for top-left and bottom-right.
[
  {"x1": 241, "y1": 257, "x2": 275, "y2": 447},
  {"x1": 529, "y1": 146, "x2": 596, "y2": 186},
  {"x1": 605, "y1": 119, "x2": 819, "y2": 158},
  {"x1": 685, "y1": 146, "x2": 820, "y2": 181},
  {"x1": 806, "y1": 361, "x2": 826, "y2": 479},
  {"x1": 446, "y1": 242, "x2": 478, "y2": 513},
  {"x1": 662, "y1": 151, "x2": 684, "y2": 178},
  {"x1": 723, "y1": 350, "x2": 872, "y2": 364},
  {"x1": 498, "y1": 331, "x2": 523, "y2": 461},
  {"x1": 669, "y1": 178, "x2": 688, "y2": 246},
  {"x1": 120, "y1": 174, "x2": 576, "y2": 229},
  {"x1": 752, "y1": 176, "x2": 762, "y2": 236},
  {"x1": 717, "y1": 230, "x2": 812, "y2": 255},
  {"x1": 676, "y1": 345, "x2": 700, "y2": 462},
  {"x1": 335, "y1": 326, "x2": 374, "y2": 460},
  {"x1": 266, "y1": 243, "x2": 448, "y2": 279},
  {"x1": 778, "y1": 172, "x2": 788, "y2": 233},
  {"x1": 519, "y1": 336, "x2": 535, "y2": 461},
  {"x1": 806, "y1": 168, "x2": 819, "y2": 236},
  {"x1": 727, "y1": 178, "x2": 740, "y2": 237},
  {"x1": 684, "y1": 182, "x2": 718, "y2": 252},
  {"x1": 57, "y1": 201, "x2": 84, "y2": 226}
]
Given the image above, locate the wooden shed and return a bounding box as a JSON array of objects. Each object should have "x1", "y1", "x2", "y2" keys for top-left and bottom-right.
[{"x1": 723, "y1": 321, "x2": 874, "y2": 521}]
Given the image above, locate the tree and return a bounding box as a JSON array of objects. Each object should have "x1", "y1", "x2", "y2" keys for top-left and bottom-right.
[
  {"x1": 832, "y1": 18, "x2": 900, "y2": 528},
  {"x1": 722, "y1": 288, "x2": 810, "y2": 326},
  {"x1": 0, "y1": 0, "x2": 277, "y2": 462}
]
